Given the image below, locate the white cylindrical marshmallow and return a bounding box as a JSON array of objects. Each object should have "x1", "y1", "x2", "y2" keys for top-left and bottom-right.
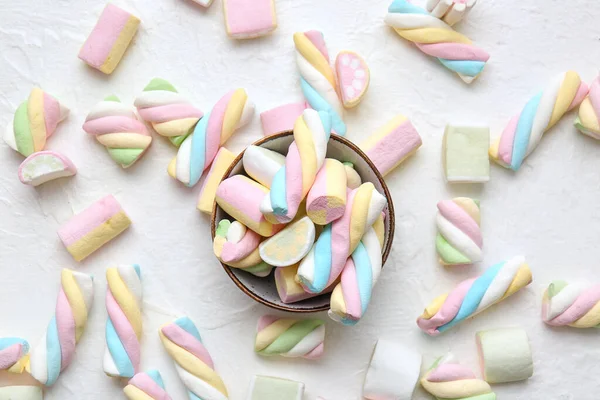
[
  {"x1": 476, "y1": 328, "x2": 533, "y2": 384},
  {"x1": 242, "y1": 145, "x2": 285, "y2": 189}
]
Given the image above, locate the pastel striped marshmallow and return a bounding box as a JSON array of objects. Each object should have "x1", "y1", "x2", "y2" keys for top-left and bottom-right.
[
  {"x1": 168, "y1": 89, "x2": 254, "y2": 187},
  {"x1": 436, "y1": 197, "x2": 483, "y2": 266},
  {"x1": 57, "y1": 195, "x2": 131, "y2": 262},
  {"x1": 124, "y1": 370, "x2": 172, "y2": 400},
  {"x1": 426, "y1": 0, "x2": 477, "y2": 26},
  {"x1": 84, "y1": 95, "x2": 152, "y2": 168},
  {"x1": 29, "y1": 269, "x2": 94, "y2": 386},
  {"x1": 417, "y1": 256, "x2": 532, "y2": 335},
  {"x1": 329, "y1": 215, "x2": 385, "y2": 326},
  {"x1": 575, "y1": 75, "x2": 600, "y2": 139},
  {"x1": 104, "y1": 265, "x2": 143, "y2": 378},
  {"x1": 275, "y1": 264, "x2": 335, "y2": 304},
  {"x1": 0, "y1": 338, "x2": 30, "y2": 373},
  {"x1": 306, "y1": 158, "x2": 347, "y2": 225},
  {"x1": 78, "y1": 3, "x2": 140, "y2": 74},
  {"x1": 254, "y1": 316, "x2": 325, "y2": 359},
  {"x1": 197, "y1": 147, "x2": 236, "y2": 214},
  {"x1": 135, "y1": 78, "x2": 204, "y2": 147},
  {"x1": 385, "y1": 0, "x2": 490, "y2": 83},
  {"x1": 159, "y1": 317, "x2": 229, "y2": 400},
  {"x1": 542, "y1": 280, "x2": 600, "y2": 328},
  {"x1": 260, "y1": 109, "x2": 332, "y2": 224},
  {"x1": 297, "y1": 182, "x2": 387, "y2": 294},
  {"x1": 260, "y1": 103, "x2": 307, "y2": 136},
  {"x1": 489, "y1": 71, "x2": 589, "y2": 170},
  {"x1": 294, "y1": 31, "x2": 346, "y2": 135},
  {"x1": 4, "y1": 87, "x2": 69, "y2": 157},
  {"x1": 242, "y1": 145, "x2": 285, "y2": 189}
]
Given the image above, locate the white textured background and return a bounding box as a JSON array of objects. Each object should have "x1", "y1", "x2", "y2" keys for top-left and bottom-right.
[{"x1": 1, "y1": 0, "x2": 599, "y2": 399}]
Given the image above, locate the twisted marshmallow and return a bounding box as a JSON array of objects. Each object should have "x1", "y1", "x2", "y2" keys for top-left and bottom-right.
[
  {"x1": 297, "y1": 182, "x2": 387, "y2": 294},
  {"x1": 83, "y1": 96, "x2": 152, "y2": 168},
  {"x1": 104, "y1": 265, "x2": 143, "y2": 378},
  {"x1": 436, "y1": 198, "x2": 482, "y2": 266},
  {"x1": 4, "y1": 87, "x2": 69, "y2": 157},
  {"x1": 260, "y1": 109, "x2": 332, "y2": 224},
  {"x1": 168, "y1": 89, "x2": 254, "y2": 187},
  {"x1": 417, "y1": 256, "x2": 532, "y2": 335},
  {"x1": 159, "y1": 317, "x2": 229, "y2": 400},
  {"x1": 542, "y1": 280, "x2": 600, "y2": 328},
  {"x1": 426, "y1": 0, "x2": 476, "y2": 26},
  {"x1": 29, "y1": 269, "x2": 94, "y2": 386},
  {"x1": 329, "y1": 215, "x2": 385, "y2": 326},
  {"x1": 124, "y1": 370, "x2": 172, "y2": 400},
  {"x1": 294, "y1": 31, "x2": 346, "y2": 135},
  {"x1": 575, "y1": 76, "x2": 600, "y2": 139},
  {"x1": 134, "y1": 78, "x2": 204, "y2": 147},
  {"x1": 0, "y1": 338, "x2": 29, "y2": 373},
  {"x1": 254, "y1": 315, "x2": 325, "y2": 359},
  {"x1": 489, "y1": 71, "x2": 589, "y2": 170},
  {"x1": 385, "y1": 0, "x2": 489, "y2": 83}
]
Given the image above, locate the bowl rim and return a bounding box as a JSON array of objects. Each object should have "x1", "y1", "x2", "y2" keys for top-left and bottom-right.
[{"x1": 211, "y1": 132, "x2": 396, "y2": 313}]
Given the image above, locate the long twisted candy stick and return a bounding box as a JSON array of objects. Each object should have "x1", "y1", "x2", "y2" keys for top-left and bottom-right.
[
  {"x1": 29, "y1": 269, "x2": 94, "y2": 386},
  {"x1": 134, "y1": 78, "x2": 204, "y2": 147},
  {"x1": 421, "y1": 353, "x2": 496, "y2": 400},
  {"x1": 426, "y1": 0, "x2": 476, "y2": 26},
  {"x1": 417, "y1": 256, "x2": 532, "y2": 336},
  {"x1": 384, "y1": 0, "x2": 489, "y2": 83},
  {"x1": 168, "y1": 89, "x2": 254, "y2": 187},
  {"x1": 4, "y1": 87, "x2": 69, "y2": 157},
  {"x1": 83, "y1": 96, "x2": 152, "y2": 168},
  {"x1": 575, "y1": 76, "x2": 600, "y2": 139},
  {"x1": 104, "y1": 265, "x2": 143, "y2": 378},
  {"x1": 297, "y1": 182, "x2": 387, "y2": 294},
  {"x1": 159, "y1": 317, "x2": 229, "y2": 400},
  {"x1": 329, "y1": 215, "x2": 385, "y2": 326},
  {"x1": 436, "y1": 198, "x2": 482, "y2": 266},
  {"x1": 254, "y1": 315, "x2": 325, "y2": 359},
  {"x1": 294, "y1": 31, "x2": 346, "y2": 135},
  {"x1": 489, "y1": 71, "x2": 589, "y2": 170},
  {"x1": 542, "y1": 281, "x2": 600, "y2": 328},
  {"x1": 0, "y1": 338, "x2": 29, "y2": 373},
  {"x1": 124, "y1": 370, "x2": 173, "y2": 400},
  {"x1": 260, "y1": 109, "x2": 332, "y2": 224}
]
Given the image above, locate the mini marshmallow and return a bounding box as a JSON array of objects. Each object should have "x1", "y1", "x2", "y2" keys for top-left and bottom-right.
[
  {"x1": 360, "y1": 115, "x2": 422, "y2": 177},
  {"x1": 343, "y1": 162, "x2": 362, "y2": 189},
  {"x1": 224, "y1": 0, "x2": 277, "y2": 39},
  {"x1": 246, "y1": 376, "x2": 304, "y2": 400},
  {"x1": 78, "y1": 3, "x2": 140, "y2": 74},
  {"x1": 197, "y1": 147, "x2": 236, "y2": 214},
  {"x1": 18, "y1": 151, "x2": 76, "y2": 187},
  {"x1": 335, "y1": 51, "x2": 370, "y2": 109},
  {"x1": 427, "y1": 0, "x2": 477, "y2": 26},
  {"x1": 259, "y1": 216, "x2": 315, "y2": 267},
  {"x1": 0, "y1": 386, "x2": 43, "y2": 400},
  {"x1": 243, "y1": 145, "x2": 285, "y2": 188},
  {"x1": 255, "y1": 315, "x2": 325, "y2": 359},
  {"x1": 443, "y1": 125, "x2": 490, "y2": 183},
  {"x1": 436, "y1": 197, "x2": 483, "y2": 265},
  {"x1": 275, "y1": 264, "x2": 335, "y2": 304},
  {"x1": 363, "y1": 339, "x2": 422, "y2": 400},
  {"x1": 260, "y1": 103, "x2": 307, "y2": 136},
  {"x1": 306, "y1": 158, "x2": 347, "y2": 225},
  {"x1": 476, "y1": 328, "x2": 533, "y2": 384},
  {"x1": 0, "y1": 338, "x2": 29, "y2": 373}
]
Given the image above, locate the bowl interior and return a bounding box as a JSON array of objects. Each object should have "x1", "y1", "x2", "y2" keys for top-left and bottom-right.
[{"x1": 212, "y1": 133, "x2": 395, "y2": 312}]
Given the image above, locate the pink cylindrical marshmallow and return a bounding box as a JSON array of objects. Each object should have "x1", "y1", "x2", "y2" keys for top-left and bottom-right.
[
  {"x1": 223, "y1": 0, "x2": 277, "y2": 39},
  {"x1": 260, "y1": 103, "x2": 307, "y2": 136},
  {"x1": 306, "y1": 158, "x2": 347, "y2": 225}
]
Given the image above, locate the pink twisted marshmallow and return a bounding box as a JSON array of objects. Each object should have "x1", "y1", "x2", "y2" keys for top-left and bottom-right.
[{"x1": 542, "y1": 280, "x2": 600, "y2": 328}]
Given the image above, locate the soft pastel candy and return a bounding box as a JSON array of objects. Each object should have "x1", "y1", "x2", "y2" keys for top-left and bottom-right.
[
  {"x1": 78, "y1": 3, "x2": 140, "y2": 74},
  {"x1": 190, "y1": 0, "x2": 214, "y2": 7},
  {"x1": 343, "y1": 162, "x2": 362, "y2": 189},
  {"x1": 18, "y1": 151, "x2": 76, "y2": 187},
  {"x1": 124, "y1": 370, "x2": 172, "y2": 400},
  {"x1": 243, "y1": 145, "x2": 285, "y2": 188},
  {"x1": 254, "y1": 315, "x2": 325, "y2": 359},
  {"x1": 4, "y1": 87, "x2": 69, "y2": 157},
  {"x1": 476, "y1": 328, "x2": 533, "y2": 384},
  {"x1": 197, "y1": 147, "x2": 236, "y2": 214},
  {"x1": 489, "y1": 71, "x2": 588, "y2": 170},
  {"x1": 306, "y1": 158, "x2": 347, "y2": 225},
  {"x1": 427, "y1": 0, "x2": 477, "y2": 26},
  {"x1": 29, "y1": 269, "x2": 94, "y2": 386},
  {"x1": 335, "y1": 51, "x2": 370, "y2": 109},
  {"x1": 0, "y1": 386, "x2": 43, "y2": 400},
  {"x1": 104, "y1": 265, "x2": 143, "y2": 378},
  {"x1": 574, "y1": 75, "x2": 600, "y2": 139},
  {"x1": 436, "y1": 197, "x2": 483, "y2": 265},
  {"x1": 168, "y1": 89, "x2": 254, "y2": 187},
  {"x1": 443, "y1": 125, "x2": 490, "y2": 183},
  {"x1": 259, "y1": 216, "x2": 315, "y2": 267},
  {"x1": 223, "y1": 0, "x2": 277, "y2": 39},
  {"x1": 542, "y1": 280, "x2": 600, "y2": 328},
  {"x1": 246, "y1": 376, "x2": 304, "y2": 400},
  {"x1": 260, "y1": 103, "x2": 307, "y2": 136},
  {"x1": 275, "y1": 264, "x2": 335, "y2": 304},
  {"x1": 0, "y1": 338, "x2": 30, "y2": 373}
]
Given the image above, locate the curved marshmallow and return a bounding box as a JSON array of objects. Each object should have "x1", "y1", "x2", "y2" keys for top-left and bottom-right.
[
  {"x1": 575, "y1": 75, "x2": 600, "y2": 139},
  {"x1": 427, "y1": 0, "x2": 477, "y2": 26},
  {"x1": 0, "y1": 386, "x2": 43, "y2": 400},
  {"x1": 306, "y1": 158, "x2": 347, "y2": 225},
  {"x1": 335, "y1": 51, "x2": 370, "y2": 109},
  {"x1": 476, "y1": 328, "x2": 533, "y2": 384},
  {"x1": 254, "y1": 315, "x2": 325, "y2": 359},
  {"x1": 197, "y1": 147, "x2": 236, "y2": 214},
  {"x1": 18, "y1": 151, "x2": 76, "y2": 187},
  {"x1": 243, "y1": 145, "x2": 285, "y2": 189},
  {"x1": 260, "y1": 103, "x2": 307, "y2": 136},
  {"x1": 259, "y1": 216, "x2": 315, "y2": 267}
]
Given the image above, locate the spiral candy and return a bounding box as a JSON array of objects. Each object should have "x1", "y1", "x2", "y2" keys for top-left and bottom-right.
[
  {"x1": 159, "y1": 316, "x2": 229, "y2": 400},
  {"x1": 104, "y1": 265, "x2": 143, "y2": 378},
  {"x1": 384, "y1": 0, "x2": 489, "y2": 83},
  {"x1": 168, "y1": 89, "x2": 254, "y2": 187},
  {"x1": 83, "y1": 96, "x2": 152, "y2": 168},
  {"x1": 29, "y1": 269, "x2": 94, "y2": 386},
  {"x1": 489, "y1": 71, "x2": 589, "y2": 170},
  {"x1": 254, "y1": 315, "x2": 325, "y2": 359},
  {"x1": 417, "y1": 256, "x2": 532, "y2": 335},
  {"x1": 436, "y1": 197, "x2": 482, "y2": 266},
  {"x1": 0, "y1": 338, "x2": 29, "y2": 373},
  {"x1": 575, "y1": 75, "x2": 600, "y2": 139},
  {"x1": 542, "y1": 281, "x2": 600, "y2": 328},
  {"x1": 124, "y1": 370, "x2": 172, "y2": 400}
]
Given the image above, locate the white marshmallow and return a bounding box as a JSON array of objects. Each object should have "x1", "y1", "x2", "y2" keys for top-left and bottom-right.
[
  {"x1": 242, "y1": 145, "x2": 285, "y2": 189},
  {"x1": 476, "y1": 328, "x2": 533, "y2": 384}
]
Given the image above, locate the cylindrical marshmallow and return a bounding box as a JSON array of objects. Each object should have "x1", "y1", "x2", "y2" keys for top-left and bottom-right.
[
  {"x1": 575, "y1": 75, "x2": 600, "y2": 139},
  {"x1": 476, "y1": 328, "x2": 533, "y2": 384},
  {"x1": 306, "y1": 158, "x2": 347, "y2": 225},
  {"x1": 258, "y1": 216, "x2": 315, "y2": 267},
  {"x1": 275, "y1": 264, "x2": 335, "y2": 304},
  {"x1": 542, "y1": 280, "x2": 600, "y2": 328},
  {"x1": 0, "y1": 386, "x2": 43, "y2": 400},
  {"x1": 242, "y1": 145, "x2": 285, "y2": 189},
  {"x1": 260, "y1": 103, "x2": 307, "y2": 136},
  {"x1": 0, "y1": 338, "x2": 29, "y2": 373},
  {"x1": 362, "y1": 339, "x2": 422, "y2": 400},
  {"x1": 124, "y1": 370, "x2": 173, "y2": 400},
  {"x1": 254, "y1": 315, "x2": 325, "y2": 359},
  {"x1": 18, "y1": 151, "x2": 76, "y2": 187},
  {"x1": 426, "y1": 0, "x2": 477, "y2": 26},
  {"x1": 436, "y1": 197, "x2": 483, "y2": 266},
  {"x1": 197, "y1": 147, "x2": 236, "y2": 214}
]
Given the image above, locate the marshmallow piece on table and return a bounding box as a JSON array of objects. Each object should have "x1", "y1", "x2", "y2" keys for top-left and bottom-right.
[
  {"x1": 436, "y1": 197, "x2": 483, "y2": 266},
  {"x1": 542, "y1": 280, "x2": 600, "y2": 328},
  {"x1": 385, "y1": 0, "x2": 489, "y2": 83},
  {"x1": 243, "y1": 145, "x2": 285, "y2": 189},
  {"x1": 489, "y1": 71, "x2": 588, "y2": 171},
  {"x1": 255, "y1": 315, "x2": 325, "y2": 359},
  {"x1": 78, "y1": 3, "x2": 140, "y2": 74},
  {"x1": 246, "y1": 376, "x2": 304, "y2": 400},
  {"x1": 443, "y1": 125, "x2": 489, "y2": 183},
  {"x1": 275, "y1": 264, "x2": 335, "y2": 304},
  {"x1": 57, "y1": 195, "x2": 131, "y2": 262},
  {"x1": 18, "y1": 151, "x2": 76, "y2": 187},
  {"x1": 427, "y1": 0, "x2": 477, "y2": 26},
  {"x1": 575, "y1": 75, "x2": 600, "y2": 139},
  {"x1": 362, "y1": 339, "x2": 422, "y2": 400},
  {"x1": 4, "y1": 87, "x2": 69, "y2": 157},
  {"x1": 260, "y1": 103, "x2": 307, "y2": 136},
  {"x1": 476, "y1": 328, "x2": 533, "y2": 384},
  {"x1": 190, "y1": 0, "x2": 214, "y2": 7},
  {"x1": 197, "y1": 148, "x2": 236, "y2": 214},
  {"x1": 335, "y1": 51, "x2": 370, "y2": 109},
  {"x1": 0, "y1": 338, "x2": 30, "y2": 373},
  {"x1": 0, "y1": 386, "x2": 43, "y2": 400},
  {"x1": 259, "y1": 216, "x2": 315, "y2": 267},
  {"x1": 223, "y1": 0, "x2": 277, "y2": 39},
  {"x1": 124, "y1": 370, "x2": 173, "y2": 400},
  {"x1": 306, "y1": 158, "x2": 347, "y2": 225},
  {"x1": 29, "y1": 269, "x2": 94, "y2": 386},
  {"x1": 359, "y1": 115, "x2": 422, "y2": 177}
]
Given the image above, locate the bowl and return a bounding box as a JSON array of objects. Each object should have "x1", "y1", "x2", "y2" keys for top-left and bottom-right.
[{"x1": 211, "y1": 132, "x2": 395, "y2": 312}]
